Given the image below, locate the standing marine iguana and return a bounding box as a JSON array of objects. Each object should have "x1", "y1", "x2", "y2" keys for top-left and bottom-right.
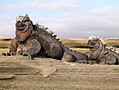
[{"x1": 3, "y1": 14, "x2": 88, "y2": 62}]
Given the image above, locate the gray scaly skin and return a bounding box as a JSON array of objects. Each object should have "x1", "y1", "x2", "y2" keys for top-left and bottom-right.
[
  {"x1": 3, "y1": 14, "x2": 88, "y2": 62},
  {"x1": 87, "y1": 36, "x2": 119, "y2": 65}
]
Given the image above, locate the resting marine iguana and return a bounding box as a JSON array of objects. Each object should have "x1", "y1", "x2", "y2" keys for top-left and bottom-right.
[
  {"x1": 87, "y1": 36, "x2": 119, "y2": 65},
  {"x1": 3, "y1": 14, "x2": 88, "y2": 62}
]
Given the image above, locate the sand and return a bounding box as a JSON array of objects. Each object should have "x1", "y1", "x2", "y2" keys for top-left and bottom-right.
[{"x1": 0, "y1": 49, "x2": 119, "y2": 90}]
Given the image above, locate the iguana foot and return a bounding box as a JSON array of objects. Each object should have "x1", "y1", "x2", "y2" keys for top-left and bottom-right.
[
  {"x1": 106, "y1": 60, "x2": 116, "y2": 65},
  {"x1": 76, "y1": 59, "x2": 93, "y2": 64},
  {"x1": 2, "y1": 52, "x2": 16, "y2": 56}
]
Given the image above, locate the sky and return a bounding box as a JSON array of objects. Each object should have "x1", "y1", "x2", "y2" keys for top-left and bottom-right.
[{"x1": 0, "y1": 0, "x2": 119, "y2": 38}]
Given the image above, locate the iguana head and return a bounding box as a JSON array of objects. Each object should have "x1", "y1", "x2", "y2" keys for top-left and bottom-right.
[
  {"x1": 16, "y1": 14, "x2": 33, "y2": 42},
  {"x1": 88, "y1": 36, "x2": 101, "y2": 50}
]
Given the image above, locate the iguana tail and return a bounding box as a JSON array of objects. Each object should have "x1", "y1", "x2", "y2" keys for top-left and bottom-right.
[{"x1": 61, "y1": 44, "x2": 88, "y2": 62}]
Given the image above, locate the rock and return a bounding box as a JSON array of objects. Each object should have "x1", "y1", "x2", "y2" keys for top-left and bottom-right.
[{"x1": 41, "y1": 66, "x2": 57, "y2": 77}]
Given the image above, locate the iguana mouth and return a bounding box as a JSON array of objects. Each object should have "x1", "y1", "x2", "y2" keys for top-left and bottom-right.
[
  {"x1": 16, "y1": 22, "x2": 29, "y2": 32},
  {"x1": 88, "y1": 41, "x2": 96, "y2": 48}
]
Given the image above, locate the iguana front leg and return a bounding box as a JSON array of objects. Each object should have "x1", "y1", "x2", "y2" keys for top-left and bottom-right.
[
  {"x1": 18, "y1": 39, "x2": 41, "y2": 59},
  {"x1": 2, "y1": 39, "x2": 18, "y2": 56},
  {"x1": 105, "y1": 54, "x2": 117, "y2": 65}
]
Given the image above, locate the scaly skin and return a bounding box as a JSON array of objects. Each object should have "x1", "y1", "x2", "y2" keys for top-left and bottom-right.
[
  {"x1": 3, "y1": 14, "x2": 88, "y2": 62},
  {"x1": 87, "y1": 36, "x2": 119, "y2": 65}
]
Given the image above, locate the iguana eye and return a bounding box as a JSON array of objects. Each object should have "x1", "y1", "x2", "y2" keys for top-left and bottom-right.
[
  {"x1": 17, "y1": 21, "x2": 20, "y2": 23},
  {"x1": 22, "y1": 20, "x2": 27, "y2": 22}
]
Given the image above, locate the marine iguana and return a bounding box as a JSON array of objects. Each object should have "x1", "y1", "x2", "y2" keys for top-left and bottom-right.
[
  {"x1": 3, "y1": 14, "x2": 88, "y2": 62},
  {"x1": 87, "y1": 36, "x2": 119, "y2": 65}
]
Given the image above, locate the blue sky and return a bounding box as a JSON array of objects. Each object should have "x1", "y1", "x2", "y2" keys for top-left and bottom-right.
[{"x1": 0, "y1": 0, "x2": 119, "y2": 38}]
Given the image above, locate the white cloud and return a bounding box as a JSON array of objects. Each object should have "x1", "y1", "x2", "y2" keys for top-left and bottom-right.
[
  {"x1": 46, "y1": 6, "x2": 119, "y2": 38},
  {"x1": 0, "y1": 0, "x2": 79, "y2": 10},
  {"x1": 0, "y1": 1, "x2": 119, "y2": 38},
  {"x1": 0, "y1": 15, "x2": 15, "y2": 38}
]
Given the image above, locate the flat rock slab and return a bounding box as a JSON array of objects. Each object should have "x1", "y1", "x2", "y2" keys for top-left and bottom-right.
[{"x1": 0, "y1": 52, "x2": 119, "y2": 89}]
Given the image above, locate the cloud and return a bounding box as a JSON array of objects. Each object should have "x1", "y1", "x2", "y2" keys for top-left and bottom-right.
[
  {"x1": 0, "y1": 15, "x2": 15, "y2": 38},
  {"x1": 0, "y1": 1, "x2": 119, "y2": 38},
  {"x1": 0, "y1": 0, "x2": 79, "y2": 10},
  {"x1": 47, "y1": 6, "x2": 119, "y2": 38},
  {"x1": 0, "y1": 0, "x2": 80, "y2": 38}
]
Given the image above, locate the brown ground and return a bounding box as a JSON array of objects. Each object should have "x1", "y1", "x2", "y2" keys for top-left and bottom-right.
[
  {"x1": 0, "y1": 49, "x2": 119, "y2": 90},
  {"x1": 1, "y1": 38, "x2": 119, "y2": 48}
]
